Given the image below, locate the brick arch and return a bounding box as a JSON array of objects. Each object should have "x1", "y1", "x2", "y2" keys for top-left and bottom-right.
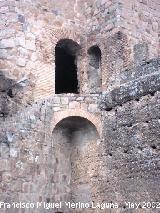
[
  {"x1": 53, "y1": 32, "x2": 81, "y2": 46},
  {"x1": 37, "y1": 27, "x2": 82, "y2": 63},
  {"x1": 86, "y1": 39, "x2": 105, "y2": 92},
  {"x1": 34, "y1": 27, "x2": 84, "y2": 98},
  {"x1": 49, "y1": 29, "x2": 82, "y2": 57},
  {"x1": 52, "y1": 30, "x2": 84, "y2": 93},
  {"x1": 52, "y1": 109, "x2": 102, "y2": 136}
]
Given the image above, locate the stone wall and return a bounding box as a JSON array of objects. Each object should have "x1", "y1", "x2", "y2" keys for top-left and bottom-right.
[
  {"x1": 101, "y1": 58, "x2": 160, "y2": 109},
  {"x1": 119, "y1": 0, "x2": 160, "y2": 59},
  {"x1": 0, "y1": 70, "x2": 34, "y2": 118},
  {"x1": 0, "y1": 57, "x2": 159, "y2": 212},
  {"x1": 0, "y1": 0, "x2": 131, "y2": 100},
  {"x1": 0, "y1": 0, "x2": 85, "y2": 100},
  {"x1": 1, "y1": 0, "x2": 159, "y2": 99},
  {"x1": 101, "y1": 91, "x2": 160, "y2": 211},
  {"x1": 0, "y1": 0, "x2": 159, "y2": 212},
  {"x1": 0, "y1": 94, "x2": 102, "y2": 213},
  {"x1": 84, "y1": 0, "x2": 160, "y2": 92}
]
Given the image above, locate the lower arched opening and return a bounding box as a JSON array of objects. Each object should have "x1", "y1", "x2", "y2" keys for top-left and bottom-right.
[{"x1": 52, "y1": 116, "x2": 100, "y2": 208}]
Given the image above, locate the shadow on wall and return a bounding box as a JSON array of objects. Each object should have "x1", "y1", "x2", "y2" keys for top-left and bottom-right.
[
  {"x1": 55, "y1": 39, "x2": 103, "y2": 95},
  {"x1": 55, "y1": 39, "x2": 81, "y2": 94},
  {"x1": 52, "y1": 116, "x2": 100, "y2": 206},
  {"x1": 0, "y1": 71, "x2": 34, "y2": 118},
  {"x1": 88, "y1": 45, "x2": 102, "y2": 93}
]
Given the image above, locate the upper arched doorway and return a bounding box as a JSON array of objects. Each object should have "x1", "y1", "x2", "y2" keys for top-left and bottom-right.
[{"x1": 55, "y1": 39, "x2": 81, "y2": 94}]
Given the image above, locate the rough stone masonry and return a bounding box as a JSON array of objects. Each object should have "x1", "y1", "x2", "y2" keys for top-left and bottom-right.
[{"x1": 0, "y1": 0, "x2": 159, "y2": 213}]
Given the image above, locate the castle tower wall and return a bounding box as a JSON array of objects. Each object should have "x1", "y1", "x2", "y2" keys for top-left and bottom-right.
[{"x1": 0, "y1": 0, "x2": 159, "y2": 212}]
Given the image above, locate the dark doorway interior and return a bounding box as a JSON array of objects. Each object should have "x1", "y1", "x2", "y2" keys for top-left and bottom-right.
[
  {"x1": 52, "y1": 116, "x2": 100, "y2": 205},
  {"x1": 55, "y1": 39, "x2": 80, "y2": 94},
  {"x1": 87, "y1": 45, "x2": 102, "y2": 93},
  {"x1": 88, "y1": 45, "x2": 101, "y2": 69}
]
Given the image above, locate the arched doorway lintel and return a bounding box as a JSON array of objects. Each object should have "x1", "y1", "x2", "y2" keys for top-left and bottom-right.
[{"x1": 52, "y1": 109, "x2": 102, "y2": 137}]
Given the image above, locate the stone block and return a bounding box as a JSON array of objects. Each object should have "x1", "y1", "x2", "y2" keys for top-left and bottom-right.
[
  {"x1": 22, "y1": 182, "x2": 31, "y2": 193},
  {"x1": 134, "y1": 43, "x2": 149, "y2": 65},
  {"x1": 18, "y1": 14, "x2": 25, "y2": 23},
  {"x1": 0, "y1": 38, "x2": 15, "y2": 48},
  {"x1": 76, "y1": 97, "x2": 84, "y2": 101},
  {"x1": 15, "y1": 36, "x2": 26, "y2": 47},
  {"x1": 101, "y1": 0, "x2": 106, "y2": 5},
  {"x1": 0, "y1": 160, "x2": 10, "y2": 171},
  {"x1": 53, "y1": 97, "x2": 60, "y2": 104},
  {"x1": 16, "y1": 57, "x2": 26, "y2": 67},
  {"x1": 10, "y1": 148, "x2": 18, "y2": 158},
  {"x1": 31, "y1": 53, "x2": 37, "y2": 61},
  {"x1": 19, "y1": 47, "x2": 29, "y2": 57},
  {"x1": 26, "y1": 40, "x2": 36, "y2": 51},
  {"x1": 61, "y1": 97, "x2": 69, "y2": 105},
  {"x1": 81, "y1": 103, "x2": 88, "y2": 110},
  {"x1": 0, "y1": 29, "x2": 15, "y2": 39},
  {"x1": 88, "y1": 104, "x2": 98, "y2": 112},
  {"x1": 53, "y1": 107, "x2": 61, "y2": 112},
  {"x1": 0, "y1": 49, "x2": 8, "y2": 59},
  {"x1": 0, "y1": 6, "x2": 9, "y2": 13},
  {"x1": 2, "y1": 172, "x2": 12, "y2": 182},
  {"x1": 10, "y1": 181, "x2": 22, "y2": 192},
  {"x1": 69, "y1": 101, "x2": 80, "y2": 109}
]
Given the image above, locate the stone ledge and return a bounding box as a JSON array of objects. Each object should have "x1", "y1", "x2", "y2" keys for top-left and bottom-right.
[
  {"x1": 120, "y1": 58, "x2": 160, "y2": 84},
  {"x1": 101, "y1": 71, "x2": 160, "y2": 110}
]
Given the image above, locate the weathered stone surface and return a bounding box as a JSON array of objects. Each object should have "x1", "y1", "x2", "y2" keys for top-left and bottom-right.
[
  {"x1": 134, "y1": 42, "x2": 149, "y2": 65},
  {"x1": 102, "y1": 91, "x2": 160, "y2": 206},
  {"x1": 0, "y1": 49, "x2": 8, "y2": 59},
  {"x1": 120, "y1": 58, "x2": 160, "y2": 84},
  {"x1": 26, "y1": 40, "x2": 36, "y2": 51},
  {"x1": 16, "y1": 57, "x2": 26, "y2": 67},
  {"x1": 101, "y1": 65, "x2": 160, "y2": 110},
  {"x1": 0, "y1": 39, "x2": 15, "y2": 48},
  {"x1": 69, "y1": 101, "x2": 81, "y2": 109},
  {"x1": 0, "y1": 71, "x2": 34, "y2": 117},
  {"x1": 0, "y1": 0, "x2": 159, "y2": 212}
]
